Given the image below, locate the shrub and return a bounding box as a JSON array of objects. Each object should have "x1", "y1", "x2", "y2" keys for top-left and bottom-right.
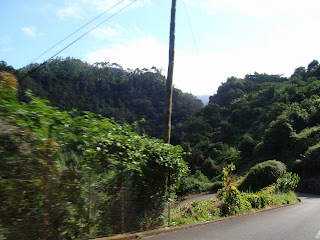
[
  {"x1": 194, "y1": 170, "x2": 210, "y2": 183},
  {"x1": 238, "y1": 160, "x2": 286, "y2": 191},
  {"x1": 177, "y1": 171, "x2": 213, "y2": 196},
  {"x1": 201, "y1": 158, "x2": 222, "y2": 179},
  {"x1": 239, "y1": 134, "x2": 256, "y2": 157},
  {"x1": 244, "y1": 193, "x2": 263, "y2": 209},
  {"x1": 244, "y1": 190, "x2": 272, "y2": 209},
  {"x1": 256, "y1": 191, "x2": 272, "y2": 207},
  {"x1": 305, "y1": 143, "x2": 320, "y2": 168},
  {"x1": 170, "y1": 199, "x2": 221, "y2": 226},
  {"x1": 0, "y1": 72, "x2": 189, "y2": 239},
  {"x1": 218, "y1": 164, "x2": 252, "y2": 216},
  {"x1": 211, "y1": 181, "x2": 223, "y2": 192},
  {"x1": 219, "y1": 185, "x2": 252, "y2": 216},
  {"x1": 275, "y1": 172, "x2": 300, "y2": 193}
]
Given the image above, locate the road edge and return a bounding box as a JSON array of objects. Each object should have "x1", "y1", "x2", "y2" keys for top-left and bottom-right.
[{"x1": 91, "y1": 199, "x2": 301, "y2": 240}]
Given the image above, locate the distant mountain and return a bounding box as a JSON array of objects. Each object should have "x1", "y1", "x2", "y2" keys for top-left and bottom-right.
[{"x1": 196, "y1": 95, "x2": 210, "y2": 105}]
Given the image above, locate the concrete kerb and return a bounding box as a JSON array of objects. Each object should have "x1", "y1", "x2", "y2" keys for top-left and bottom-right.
[{"x1": 91, "y1": 199, "x2": 301, "y2": 240}]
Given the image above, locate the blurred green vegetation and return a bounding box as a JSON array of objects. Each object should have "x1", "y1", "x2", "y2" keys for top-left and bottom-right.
[{"x1": 0, "y1": 71, "x2": 188, "y2": 239}]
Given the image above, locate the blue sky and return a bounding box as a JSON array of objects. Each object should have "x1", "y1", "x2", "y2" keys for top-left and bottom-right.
[{"x1": 2, "y1": 0, "x2": 320, "y2": 95}]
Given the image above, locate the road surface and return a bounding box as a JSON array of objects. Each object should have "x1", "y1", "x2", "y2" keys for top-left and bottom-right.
[
  {"x1": 146, "y1": 193, "x2": 320, "y2": 240},
  {"x1": 177, "y1": 193, "x2": 217, "y2": 207}
]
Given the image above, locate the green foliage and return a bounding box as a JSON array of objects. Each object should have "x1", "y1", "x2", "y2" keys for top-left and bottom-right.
[
  {"x1": 218, "y1": 165, "x2": 298, "y2": 216},
  {"x1": 307, "y1": 59, "x2": 319, "y2": 73},
  {"x1": 17, "y1": 58, "x2": 203, "y2": 138},
  {"x1": 243, "y1": 191, "x2": 272, "y2": 209},
  {"x1": 170, "y1": 167, "x2": 299, "y2": 228},
  {"x1": 262, "y1": 116, "x2": 294, "y2": 153},
  {"x1": 176, "y1": 59, "x2": 320, "y2": 181},
  {"x1": 239, "y1": 134, "x2": 256, "y2": 158},
  {"x1": 218, "y1": 164, "x2": 252, "y2": 216},
  {"x1": 304, "y1": 142, "x2": 320, "y2": 168},
  {"x1": 211, "y1": 181, "x2": 223, "y2": 192},
  {"x1": 10, "y1": 57, "x2": 320, "y2": 196},
  {"x1": 275, "y1": 172, "x2": 300, "y2": 193},
  {"x1": 177, "y1": 170, "x2": 213, "y2": 196},
  {"x1": 238, "y1": 160, "x2": 286, "y2": 191},
  {"x1": 0, "y1": 72, "x2": 188, "y2": 239},
  {"x1": 269, "y1": 191, "x2": 297, "y2": 205},
  {"x1": 170, "y1": 199, "x2": 220, "y2": 226},
  {"x1": 201, "y1": 158, "x2": 222, "y2": 179}
]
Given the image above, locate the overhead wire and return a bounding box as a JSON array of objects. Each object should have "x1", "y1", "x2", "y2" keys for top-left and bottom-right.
[
  {"x1": 182, "y1": 0, "x2": 197, "y2": 52},
  {"x1": 29, "y1": 0, "x2": 127, "y2": 65},
  {"x1": 19, "y1": 0, "x2": 137, "y2": 82}
]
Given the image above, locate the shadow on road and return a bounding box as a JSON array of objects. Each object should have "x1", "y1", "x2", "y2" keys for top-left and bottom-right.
[
  {"x1": 177, "y1": 193, "x2": 217, "y2": 207},
  {"x1": 296, "y1": 192, "x2": 320, "y2": 202}
]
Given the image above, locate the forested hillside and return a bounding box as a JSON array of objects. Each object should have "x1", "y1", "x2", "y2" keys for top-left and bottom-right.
[
  {"x1": 0, "y1": 71, "x2": 188, "y2": 239},
  {"x1": 1, "y1": 58, "x2": 318, "y2": 238},
  {"x1": 175, "y1": 60, "x2": 320, "y2": 183},
  {"x1": 1, "y1": 58, "x2": 203, "y2": 138},
  {"x1": 2, "y1": 58, "x2": 320, "y2": 186}
]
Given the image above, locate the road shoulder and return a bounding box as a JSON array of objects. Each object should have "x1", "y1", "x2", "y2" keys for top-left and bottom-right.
[{"x1": 92, "y1": 200, "x2": 300, "y2": 240}]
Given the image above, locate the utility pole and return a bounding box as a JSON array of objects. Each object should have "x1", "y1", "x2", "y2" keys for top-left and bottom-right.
[
  {"x1": 163, "y1": 0, "x2": 176, "y2": 228},
  {"x1": 163, "y1": 0, "x2": 177, "y2": 144}
]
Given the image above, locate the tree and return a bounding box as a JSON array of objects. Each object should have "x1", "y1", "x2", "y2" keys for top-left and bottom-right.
[
  {"x1": 0, "y1": 71, "x2": 188, "y2": 239},
  {"x1": 307, "y1": 59, "x2": 319, "y2": 73},
  {"x1": 239, "y1": 134, "x2": 256, "y2": 158}
]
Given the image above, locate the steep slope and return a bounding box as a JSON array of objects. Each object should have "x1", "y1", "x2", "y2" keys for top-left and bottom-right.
[
  {"x1": 15, "y1": 58, "x2": 203, "y2": 138},
  {"x1": 175, "y1": 60, "x2": 320, "y2": 180}
]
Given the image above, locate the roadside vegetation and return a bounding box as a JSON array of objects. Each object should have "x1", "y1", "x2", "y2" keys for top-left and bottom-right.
[
  {"x1": 168, "y1": 164, "x2": 299, "y2": 227},
  {"x1": 0, "y1": 72, "x2": 188, "y2": 239},
  {"x1": 1, "y1": 57, "x2": 317, "y2": 238}
]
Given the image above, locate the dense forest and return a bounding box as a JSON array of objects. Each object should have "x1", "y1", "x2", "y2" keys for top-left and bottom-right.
[
  {"x1": 0, "y1": 58, "x2": 203, "y2": 138},
  {"x1": 174, "y1": 59, "x2": 320, "y2": 185},
  {"x1": 2, "y1": 58, "x2": 320, "y2": 182},
  {"x1": 0, "y1": 71, "x2": 188, "y2": 239}
]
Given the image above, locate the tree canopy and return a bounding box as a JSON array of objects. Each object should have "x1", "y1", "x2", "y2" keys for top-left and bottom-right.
[
  {"x1": 175, "y1": 59, "x2": 320, "y2": 180},
  {"x1": 16, "y1": 58, "x2": 203, "y2": 138}
]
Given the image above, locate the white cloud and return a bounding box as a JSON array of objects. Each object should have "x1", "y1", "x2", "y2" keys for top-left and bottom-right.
[
  {"x1": 81, "y1": 0, "x2": 150, "y2": 14},
  {"x1": 173, "y1": 17, "x2": 320, "y2": 95},
  {"x1": 57, "y1": 3, "x2": 83, "y2": 20},
  {"x1": 91, "y1": 25, "x2": 123, "y2": 39},
  {"x1": 87, "y1": 35, "x2": 168, "y2": 70},
  {"x1": 21, "y1": 26, "x2": 37, "y2": 37},
  {"x1": 199, "y1": 0, "x2": 320, "y2": 17},
  {"x1": 183, "y1": 0, "x2": 196, "y2": 6},
  {"x1": 86, "y1": 0, "x2": 320, "y2": 95},
  {"x1": 31, "y1": 3, "x2": 54, "y2": 14},
  {"x1": 86, "y1": 26, "x2": 320, "y2": 95},
  {"x1": 56, "y1": 0, "x2": 150, "y2": 21},
  {"x1": 86, "y1": 34, "x2": 229, "y2": 94}
]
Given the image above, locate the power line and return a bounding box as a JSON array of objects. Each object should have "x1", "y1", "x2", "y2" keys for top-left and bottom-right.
[
  {"x1": 29, "y1": 0, "x2": 127, "y2": 65},
  {"x1": 183, "y1": 1, "x2": 197, "y2": 52},
  {"x1": 19, "y1": 0, "x2": 137, "y2": 82}
]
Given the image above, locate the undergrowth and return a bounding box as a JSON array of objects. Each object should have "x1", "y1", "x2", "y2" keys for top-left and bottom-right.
[{"x1": 167, "y1": 165, "x2": 299, "y2": 227}]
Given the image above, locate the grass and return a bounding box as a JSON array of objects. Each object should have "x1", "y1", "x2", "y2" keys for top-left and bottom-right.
[
  {"x1": 164, "y1": 190, "x2": 297, "y2": 227},
  {"x1": 167, "y1": 199, "x2": 221, "y2": 227},
  {"x1": 270, "y1": 191, "x2": 297, "y2": 205}
]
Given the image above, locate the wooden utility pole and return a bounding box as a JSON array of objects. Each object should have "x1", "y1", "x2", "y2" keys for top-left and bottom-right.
[
  {"x1": 163, "y1": 0, "x2": 176, "y2": 228},
  {"x1": 163, "y1": 0, "x2": 177, "y2": 144}
]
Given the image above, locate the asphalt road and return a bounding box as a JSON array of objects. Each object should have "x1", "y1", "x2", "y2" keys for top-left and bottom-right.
[
  {"x1": 146, "y1": 193, "x2": 320, "y2": 240},
  {"x1": 178, "y1": 193, "x2": 217, "y2": 207}
]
